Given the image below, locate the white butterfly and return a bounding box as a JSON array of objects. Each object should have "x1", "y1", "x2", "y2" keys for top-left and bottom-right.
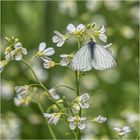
[{"x1": 70, "y1": 40, "x2": 116, "y2": 71}]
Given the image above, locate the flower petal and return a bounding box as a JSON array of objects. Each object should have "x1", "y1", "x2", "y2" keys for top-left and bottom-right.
[
  {"x1": 54, "y1": 31, "x2": 63, "y2": 37},
  {"x1": 99, "y1": 34, "x2": 107, "y2": 42},
  {"x1": 123, "y1": 126, "x2": 131, "y2": 133},
  {"x1": 43, "y1": 113, "x2": 53, "y2": 118},
  {"x1": 48, "y1": 117, "x2": 55, "y2": 124},
  {"x1": 100, "y1": 25, "x2": 106, "y2": 33},
  {"x1": 60, "y1": 58, "x2": 69, "y2": 66},
  {"x1": 77, "y1": 24, "x2": 85, "y2": 31},
  {"x1": 69, "y1": 122, "x2": 76, "y2": 130},
  {"x1": 42, "y1": 56, "x2": 52, "y2": 61},
  {"x1": 78, "y1": 122, "x2": 86, "y2": 130},
  {"x1": 57, "y1": 39, "x2": 65, "y2": 47},
  {"x1": 95, "y1": 115, "x2": 107, "y2": 123},
  {"x1": 80, "y1": 102, "x2": 89, "y2": 109},
  {"x1": 49, "y1": 88, "x2": 60, "y2": 100},
  {"x1": 67, "y1": 24, "x2": 76, "y2": 32},
  {"x1": 67, "y1": 116, "x2": 75, "y2": 122},
  {"x1": 104, "y1": 43, "x2": 112, "y2": 48},
  {"x1": 22, "y1": 48, "x2": 27, "y2": 55},
  {"x1": 14, "y1": 97, "x2": 21, "y2": 106},
  {"x1": 53, "y1": 116, "x2": 59, "y2": 125},
  {"x1": 44, "y1": 47, "x2": 55, "y2": 56},
  {"x1": 15, "y1": 86, "x2": 25, "y2": 94},
  {"x1": 43, "y1": 60, "x2": 51, "y2": 69},
  {"x1": 80, "y1": 117, "x2": 87, "y2": 121},
  {"x1": 113, "y1": 127, "x2": 121, "y2": 132},
  {"x1": 15, "y1": 53, "x2": 22, "y2": 61},
  {"x1": 60, "y1": 54, "x2": 68, "y2": 58},
  {"x1": 52, "y1": 35, "x2": 60, "y2": 43},
  {"x1": 39, "y1": 42, "x2": 46, "y2": 51},
  {"x1": 80, "y1": 93, "x2": 89, "y2": 100},
  {"x1": 15, "y1": 42, "x2": 22, "y2": 48}
]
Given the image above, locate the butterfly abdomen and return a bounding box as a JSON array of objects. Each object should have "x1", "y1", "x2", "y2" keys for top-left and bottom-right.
[{"x1": 88, "y1": 40, "x2": 95, "y2": 59}]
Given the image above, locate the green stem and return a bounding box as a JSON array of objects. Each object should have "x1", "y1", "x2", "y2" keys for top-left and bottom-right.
[
  {"x1": 75, "y1": 71, "x2": 80, "y2": 96},
  {"x1": 75, "y1": 71, "x2": 81, "y2": 139},
  {"x1": 35, "y1": 101, "x2": 57, "y2": 140},
  {"x1": 28, "y1": 83, "x2": 41, "y2": 88},
  {"x1": 30, "y1": 55, "x2": 36, "y2": 63},
  {"x1": 75, "y1": 39, "x2": 82, "y2": 139},
  {"x1": 21, "y1": 59, "x2": 61, "y2": 110},
  {"x1": 77, "y1": 39, "x2": 81, "y2": 49},
  {"x1": 54, "y1": 84, "x2": 77, "y2": 92}
]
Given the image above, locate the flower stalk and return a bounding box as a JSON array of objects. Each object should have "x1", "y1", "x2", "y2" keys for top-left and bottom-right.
[
  {"x1": 35, "y1": 101, "x2": 57, "y2": 140},
  {"x1": 75, "y1": 39, "x2": 81, "y2": 139}
]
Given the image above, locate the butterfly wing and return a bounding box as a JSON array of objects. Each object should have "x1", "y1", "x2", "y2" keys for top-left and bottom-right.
[
  {"x1": 92, "y1": 44, "x2": 116, "y2": 70},
  {"x1": 70, "y1": 45, "x2": 92, "y2": 71}
]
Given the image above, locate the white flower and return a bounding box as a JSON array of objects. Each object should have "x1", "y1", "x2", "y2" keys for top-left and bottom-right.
[
  {"x1": 67, "y1": 116, "x2": 86, "y2": 130},
  {"x1": 14, "y1": 85, "x2": 31, "y2": 106},
  {"x1": 37, "y1": 42, "x2": 55, "y2": 61},
  {"x1": 15, "y1": 85, "x2": 29, "y2": 95},
  {"x1": 74, "y1": 93, "x2": 90, "y2": 110},
  {"x1": 60, "y1": 54, "x2": 70, "y2": 66},
  {"x1": 4, "y1": 47, "x2": 14, "y2": 60},
  {"x1": 43, "y1": 60, "x2": 55, "y2": 69},
  {"x1": 67, "y1": 23, "x2": 85, "y2": 34},
  {"x1": 14, "y1": 94, "x2": 31, "y2": 106},
  {"x1": 12, "y1": 42, "x2": 27, "y2": 61},
  {"x1": 43, "y1": 112, "x2": 61, "y2": 125},
  {"x1": 0, "y1": 60, "x2": 8, "y2": 73},
  {"x1": 14, "y1": 94, "x2": 24, "y2": 106},
  {"x1": 52, "y1": 31, "x2": 66, "y2": 47},
  {"x1": 98, "y1": 25, "x2": 107, "y2": 42},
  {"x1": 49, "y1": 88, "x2": 60, "y2": 100},
  {"x1": 95, "y1": 115, "x2": 107, "y2": 123},
  {"x1": 114, "y1": 126, "x2": 131, "y2": 136}
]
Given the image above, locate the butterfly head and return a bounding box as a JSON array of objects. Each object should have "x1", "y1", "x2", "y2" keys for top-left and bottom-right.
[{"x1": 87, "y1": 39, "x2": 95, "y2": 48}]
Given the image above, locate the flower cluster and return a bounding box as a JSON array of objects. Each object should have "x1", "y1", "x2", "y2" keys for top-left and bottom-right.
[
  {"x1": 14, "y1": 85, "x2": 31, "y2": 106},
  {"x1": 43, "y1": 93, "x2": 89, "y2": 130},
  {"x1": 67, "y1": 116, "x2": 86, "y2": 130},
  {"x1": 36, "y1": 42, "x2": 56, "y2": 69},
  {"x1": 73, "y1": 93, "x2": 90, "y2": 111},
  {"x1": 52, "y1": 23, "x2": 107, "y2": 48},
  {"x1": 43, "y1": 112, "x2": 61, "y2": 125},
  {"x1": 94, "y1": 115, "x2": 107, "y2": 123},
  {"x1": 0, "y1": 36, "x2": 27, "y2": 73},
  {"x1": 51, "y1": 23, "x2": 116, "y2": 72},
  {"x1": 113, "y1": 126, "x2": 131, "y2": 137},
  {"x1": 43, "y1": 92, "x2": 107, "y2": 130}
]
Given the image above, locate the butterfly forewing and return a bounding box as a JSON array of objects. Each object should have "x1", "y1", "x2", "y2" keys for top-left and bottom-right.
[{"x1": 70, "y1": 45, "x2": 92, "y2": 71}]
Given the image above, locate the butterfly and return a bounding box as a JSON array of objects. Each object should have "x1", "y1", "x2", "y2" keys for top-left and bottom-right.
[{"x1": 70, "y1": 40, "x2": 116, "y2": 71}]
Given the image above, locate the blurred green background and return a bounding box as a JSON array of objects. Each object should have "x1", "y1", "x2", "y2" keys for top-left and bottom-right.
[{"x1": 1, "y1": 0, "x2": 139, "y2": 139}]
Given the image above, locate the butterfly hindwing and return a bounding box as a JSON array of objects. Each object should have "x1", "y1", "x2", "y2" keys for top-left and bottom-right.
[{"x1": 92, "y1": 44, "x2": 116, "y2": 70}]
